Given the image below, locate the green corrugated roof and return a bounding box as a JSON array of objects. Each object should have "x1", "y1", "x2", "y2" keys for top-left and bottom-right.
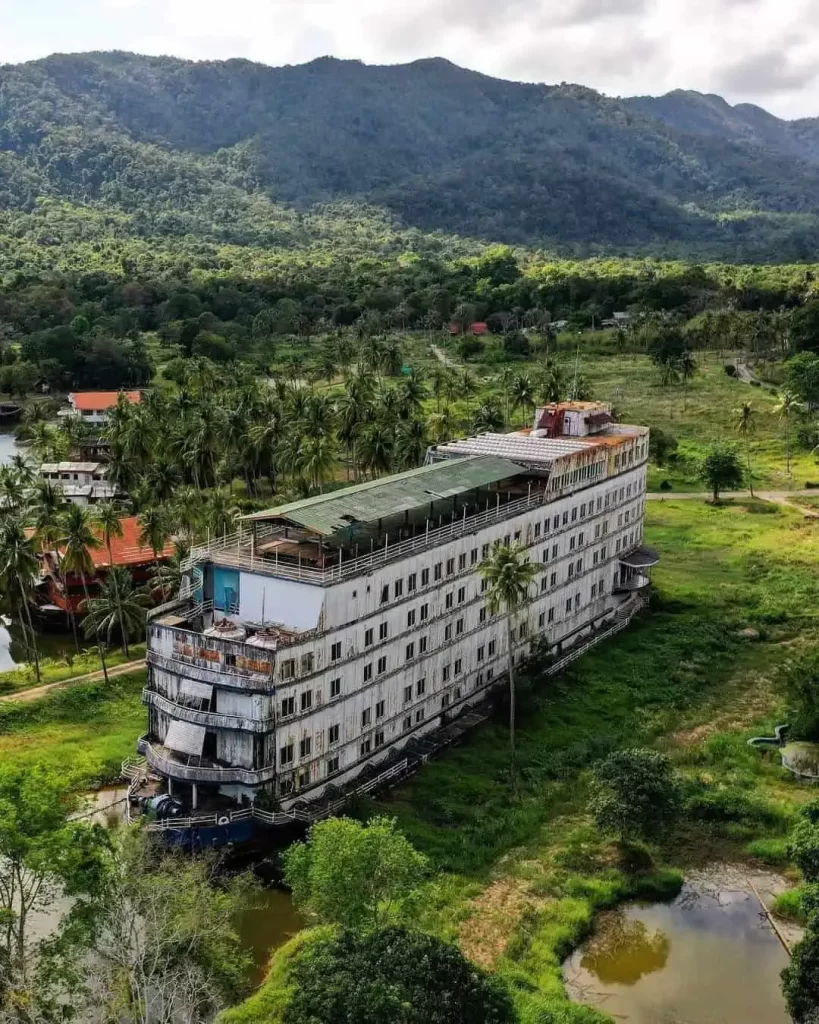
[{"x1": 243, "y1": 456, "x2": 524, "y2": 536}]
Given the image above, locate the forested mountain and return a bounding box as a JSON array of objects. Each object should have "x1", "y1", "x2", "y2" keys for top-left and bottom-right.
[
  {"x1": 625, "y1": 90, "x2": 819, "y2": 165},
  {"x1": 4, "y1": 51, "x2": 819, "y2": 260}
]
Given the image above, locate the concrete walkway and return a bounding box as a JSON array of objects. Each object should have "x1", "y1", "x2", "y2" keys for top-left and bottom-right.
[{"x1": 1, "y1": 657, "x2": 145, "y2": 704}]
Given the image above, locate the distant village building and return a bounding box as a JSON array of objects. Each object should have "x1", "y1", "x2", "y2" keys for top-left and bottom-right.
[
  {"x1": 130, "y1": 401, "x2": 656, "y2": 842},
  {"x1": 58, "y1": 390, "x2": 141, "y2": 426},
  {"x1": 449, "y1": 321, "x2": 490, "y2": 336},
  {"x1": 38, "y1": 461, "x2": 118, "y2": 505}
]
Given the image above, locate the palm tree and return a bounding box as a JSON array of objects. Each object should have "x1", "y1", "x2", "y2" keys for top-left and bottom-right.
[
  {"x1": 472, "y1": 400, "x2": 504, "y2": 434},
  {"x1": 498, "y1": 366, "x2": 515, "y2": 426},
  {"x1": 357, "y1": 422, "x2": 394, "y2": 478},
  {"x1": 150, "y1": 541, "x2": 190, "y2": 603},
  {"x1": 427, "y1": 409, "x2": 454, "y2": 445},
  {"x1": 429, "y1": 366, "x2": 448, "y2": 414},
  {"x1": 773, "y1": 389, "x2": 803, "y2": 479},
  {"x1": 734, "y1": 401, "x2": 756, "y2": 497},
  {"x1": 397, "y1": 372, "x2": 426, "y2": 421},
  {"x1": 0, "y1": 517, "x2": 42, "y2": 683},
  {"x1": 81, "y1": 566, "x2": 150, "y2": 656},
  {"x1": 202, "y1": 493, "x2": 239, "y2": 541},
  {"x1": 59, "y1": 503, "x2": 109, "y2": 683},
  {"x1": 30, "y1": 479, "x2": 78, "y2": 647},
  {"x1": 94, "y1": 501, "x2": 126, "y2": 649},
  {"x1": 459, "y1": 368, "x2": 479, "y2": 424},
  {"x1": 478, "y1": 544, "x2": 538, "y2": 793},
  {"x1": 137, "y1": 506, "x2": 171, "y2": 571},
  {"x1": 679, "y1": 350, "x2": 697, "y2": 410},
  {"x1": 299, "y1": 434, "x2": 336, "y2": 493},
  {"x1": 511, "y1": 374, "x2": 534, "y2": 427},
  {"x1": 394, "y1": 419, "x2": 428, "y2": 470}
]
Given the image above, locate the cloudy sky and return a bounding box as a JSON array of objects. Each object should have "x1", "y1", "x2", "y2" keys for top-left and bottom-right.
[{"x1": 3, "y1": 0, "x2": 819, "y2": 118}]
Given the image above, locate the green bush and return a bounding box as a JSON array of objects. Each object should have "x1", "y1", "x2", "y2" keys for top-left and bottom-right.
[{"x1": 745, "y1": 837, "x2": 790, "y2": 866}]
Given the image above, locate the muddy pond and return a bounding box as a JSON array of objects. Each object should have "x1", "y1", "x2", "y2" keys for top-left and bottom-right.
[{"x1": 564, "y1": 864, "x2": 797, "y2": 1023}]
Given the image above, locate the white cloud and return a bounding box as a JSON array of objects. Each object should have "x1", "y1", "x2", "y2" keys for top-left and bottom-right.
[{"x1": 3, "y1": 0, "x2": 819, "y2": 118}]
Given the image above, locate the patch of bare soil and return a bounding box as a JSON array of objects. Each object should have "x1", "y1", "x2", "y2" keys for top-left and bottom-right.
[{"x1": 459, "y1": 877, "x2": 539, "y2": 970}]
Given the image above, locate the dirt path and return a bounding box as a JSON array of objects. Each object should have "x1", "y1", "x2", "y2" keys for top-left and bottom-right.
[
  {"x1": 647, "y1": 489, "x2": 819, "y2": 503},
  {"x1": 430, "y1": 344, "x2": 462, "y2": 370},
  {"x1": 1, "y1": 658, "x2": 145, "y2": 704}
]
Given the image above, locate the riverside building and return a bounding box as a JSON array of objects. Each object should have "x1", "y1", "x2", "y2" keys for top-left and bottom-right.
[{"x1": 131, "y1": 401, "x2": 656, "y2": 836}]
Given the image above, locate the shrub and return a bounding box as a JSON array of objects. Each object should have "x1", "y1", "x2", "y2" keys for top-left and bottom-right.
[
  {"x1": 789, "y1": 805, "x2": 819, "y2": 882},
  {"x1": 782, "y1": 922, "x2": 819, "y2": 1023},
  {"x1": 589, "y1": 749, "x2": 679, "y2": 842},
  {"x1": 283, "y1": 927, "x2": 516, "y2": 1024},
  {"x1": 745, "y1": 837, "x2": 790, "y2": 866}
]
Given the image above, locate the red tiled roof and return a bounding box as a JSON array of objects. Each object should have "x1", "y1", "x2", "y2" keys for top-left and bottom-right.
[
  {"x1": 70, "y1": 391, "x2": 141, "y2": 411},
  {"x1": 52, "y1": 516, "x2": 175, "y2": 568}
]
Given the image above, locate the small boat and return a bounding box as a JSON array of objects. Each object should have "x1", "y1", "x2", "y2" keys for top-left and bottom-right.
[{"x1": 0, "y1": 404, "x2": 23, "y2": 424}]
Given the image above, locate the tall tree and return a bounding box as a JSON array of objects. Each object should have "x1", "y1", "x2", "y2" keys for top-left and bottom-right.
[
  {"x1": 60, "y1": 503, "x2": 109, "y2": 682},
  {"x1": 0, "y1": 517, "x2": 42, "y2": 683},
  {"x1": 478, "y1": 544, "x2": 538, "y2": 793},
  {"x1": 734, "y1": 401, "x2": 757, "y2": 497},
  {"x1": 773, "y1": 389, "x2": 803, "y2": 479},
  {"x1": 81, "y1": 565, "x2": 149, "y2": 656}
]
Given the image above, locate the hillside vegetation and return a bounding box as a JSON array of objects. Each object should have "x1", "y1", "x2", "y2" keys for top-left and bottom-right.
[{"x1": 5, "y1": 52, "x2": 819, "y2": 259}]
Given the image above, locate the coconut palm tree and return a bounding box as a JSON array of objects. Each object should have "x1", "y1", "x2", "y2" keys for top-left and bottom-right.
[
  {"x1": 427, "y1": 409, "x2": 454, "y2": 445},
  {"x1": 81, "y1": 566, "x2": 150, "y2": 656},
  {"x1": 357, "y1": 422, "x2": 394, "y2": 479},
  {"x1": 30, "y1": 479, "x2": 78, "y2": 647},
  {"x1": 137, "y1": 506, "x2": 171, "y2": 571},
  {"x1": 0, "y1": 516, "x2": 42, "y2": 683},
  {"x1": 478, "y1": 543, "x2": 538, "y2": 793},
  {"x1": 472, "y1": 400, "x2": 504, "y2": 434},
  {"x1": 679, "y1": 350, "x2": 697, "y2": 410},
  {"x1": 150, "y1": 541, "x2": 190, "y2": 603},
  {"x1": 497, "y1": 366, "x2": 515, "y2": 427},
  {"x1": 459, "y1": 368, "x2": 479, "y2": 424},
  {"x1": 59, "y1": 503, "x2": 109, "y2": 682},
  {"x1": 397, "y1": 372, "x2": 426, "y2": 421},
  {"x1": 734, "y1": 401, "x2": 757, "y2": 497},
  {"x1": 299, "y1": 434, "x2": 336, "y2": 493},
  {"x1": 773, "y1": 389, "x2": 803, "y2": 479},
  {"x1": 94, "y1": 501, "x2": 126, "y2": 646},
  {"x1": 511, "y1": 374, "x2": 534, "y2": 427},
  {"x1": 202, "y1": 493, "x2": 240, "y2": 541},
  {"x1": 394, "y1": 419, "x2": 428, "y2": 470}
]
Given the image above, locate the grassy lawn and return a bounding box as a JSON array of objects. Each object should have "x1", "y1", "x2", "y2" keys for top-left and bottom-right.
[
  {"x1": 0, "y1": 643, "x2": 146, "y2": 696},
  {"x1": 0, "y1": 669, "x2": 146, "y2": 784},
  {"x1": 366, "y1": 498, "x2": 819, "y2": 1021}
]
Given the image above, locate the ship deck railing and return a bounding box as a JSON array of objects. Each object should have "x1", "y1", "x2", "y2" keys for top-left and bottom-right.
[{"x1": 182, "y1": 487, "x2": 550, "y2": 585}]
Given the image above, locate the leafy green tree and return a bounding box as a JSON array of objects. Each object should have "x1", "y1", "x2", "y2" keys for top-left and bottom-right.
[
  {"x1": 789, "y1": 299, "x2": 819, "y2": 353},
  {"x1": 590, "y1": 749, "x2": 679, "y2": 843},
  {"x1": 281, "y1": 927, "x2": 516, "y2": 1024},
  {"x1": 788, "y1": 803, "x2": 819, "y2": 882},
  {"x1": 648, "y1": 428, "x2": 678, "y2": 468},
  {"x1": 478, "y1": 544, "x2": 538, "y2": 791},
  {"x1": 62, "y1": 829, "x2": 256, "y2": 1024},
  {"x1": 700, "y1": 444, "x2": 744, "y2": 502},
  {"x1": 786, "y1": 352, "x2": 819, "y2": 411},
  {"x1": 472, "y1": 400, "x2": 504, "y2": 434},
  {"x1": 285, "y1": 816, "x2": 428, "y2": 932},
  {"x1": 0, "y1": 763, "x2": 107, "y2": 1013},
  {"x1": 783, "y1": 922, "x2": 819, "y2": 1023}
]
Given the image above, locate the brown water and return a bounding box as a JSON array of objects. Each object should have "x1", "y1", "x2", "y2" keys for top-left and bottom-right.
[
  {"x1": 564, "y1": 865, "x2": 794, "y2": 1024},
  {"x1": 238, "y1": 888, "x2": 304, "y2": 985}
]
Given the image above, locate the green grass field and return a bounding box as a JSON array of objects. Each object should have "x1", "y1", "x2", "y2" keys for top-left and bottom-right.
[
  {"x1": 0, "y1": 670, "x2": 146, "y2": 784},
  {"x1": 366, "y1": 498, "x2": 819, "y2": 1020}
]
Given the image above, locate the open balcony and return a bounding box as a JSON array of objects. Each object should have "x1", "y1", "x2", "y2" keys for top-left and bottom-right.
[
  {"x1": 137, "y1": 735, "x2": 276, "y2": 785},
  {"x1": 142, "y1": 689, "x2": 271, "y2": 733}
]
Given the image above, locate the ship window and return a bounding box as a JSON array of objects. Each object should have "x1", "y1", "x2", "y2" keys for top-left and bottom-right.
[
  {"x1": 328, "y1": 724, "x2": 339, "y2": 744},
  {"x1": 330, "y1": 641, "x2": 342, "y2": 661},
  {"x1": 327, "y1": 756, "x2": 339, "y2": 775},
  {"x1": 280, "y1": 659, "x2": 295, "y2": 680},
  {"x1": 299, "y1": 737, "x2": 312, "y2": 758},
  {"x1": 330, "y1": 678, "x2": 341, "y2": 698},
  {"x1": 280, "y1": 696, "x2": 295, "y2": 718},
  {"x1": 301, "y1": 691, "x2": 312, "y2": 712},
  {"x1": 280, "y1": 742, "x2": 294, "y2": 765}
]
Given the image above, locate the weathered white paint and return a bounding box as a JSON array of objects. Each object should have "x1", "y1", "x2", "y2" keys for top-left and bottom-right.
[
  {"x1": 144, "y1": 434, "x2": 651, "y2": 808},
  {"x1": 238, "y1": 571, "x2": 325, "y2": 630}
]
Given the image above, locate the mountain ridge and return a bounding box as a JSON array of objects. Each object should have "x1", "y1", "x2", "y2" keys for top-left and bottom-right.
[{"x1": 4, "y1": 51, "x2": 819, "y2": 260}]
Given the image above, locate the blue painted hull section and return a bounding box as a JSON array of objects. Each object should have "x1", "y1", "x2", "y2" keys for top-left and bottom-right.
[{"x1": 157, "y1": 819, "x2": 256, "y2": 849}]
